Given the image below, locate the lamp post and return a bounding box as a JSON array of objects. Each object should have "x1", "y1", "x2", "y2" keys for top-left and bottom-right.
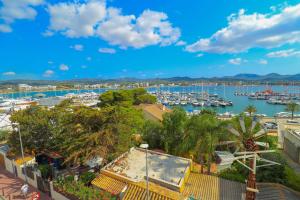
[
  {"x1": 140, "y1": 143, "x2": 149, "y2": 200},
  {"x1": 12, "y1": 122, "x2": 28, "y2": 184}
]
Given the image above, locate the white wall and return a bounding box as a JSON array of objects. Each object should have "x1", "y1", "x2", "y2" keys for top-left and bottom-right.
[
  {"x1": 2, "y1": 153, "x2": 14, "y2": 174},
  {"x1": 16, "y1": 165, "x2": 38, "y2": 188}
]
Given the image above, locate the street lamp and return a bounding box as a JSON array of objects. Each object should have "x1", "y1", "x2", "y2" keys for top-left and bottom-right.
[
  {"x1": 140, "y1": 143, "x2": 149, "y2": 200},
  {"x1": 12, "y1": 122, "x2": 28, "y2": 184}
]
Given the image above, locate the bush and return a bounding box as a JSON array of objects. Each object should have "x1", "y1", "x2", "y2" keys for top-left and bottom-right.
[
  {"x1": 79, "y1": 171, "x2": 96, "y2": 185},
  {"x1": 54, "y1": 176, "x2": 115, "y2": 200},
  {"x1": 219, "y1": 163, "x2": 247, "y2": 183},
  {"x1": 256, "y1": 152, "x2": 286, "y2": 183},
  {"x1": 285, "y1": 166, "x2": 300, "y2": 192},
  {"x1": 38, "y1": 164, "x2": 51, "y2": 179}
]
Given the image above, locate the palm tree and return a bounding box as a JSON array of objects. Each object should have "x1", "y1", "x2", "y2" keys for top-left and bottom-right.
[
  {"x1": 285, "y1": 102, "x2": 300, "y2": 120},
  {"x1": 180, "y1": 114, "x2": 228, "y2": 174},
  {"x1": 245, "y1": 105, "x2": 257, "y2": 117}
]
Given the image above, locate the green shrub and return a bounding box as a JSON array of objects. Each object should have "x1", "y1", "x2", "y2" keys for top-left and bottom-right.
[
  {"x1": 79, "y1": 171, "x2": 96, "y2": 185},
  {"x1": 38, "y1": 164, "x2": 50, "y2": 179},
  {"x1": 54, "y1": 176, "x2": 114, "y2": 200},
  {"x1": 285, "y1": 166, "x2": 300, "y2": 192}
]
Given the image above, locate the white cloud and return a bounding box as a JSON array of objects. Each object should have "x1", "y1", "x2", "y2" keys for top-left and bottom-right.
[
  {"x1": 0, "y1": 0, "x2": 44, "y2": 32},
  {"x1": 258, "y1": 59, "x2": 268, "y2": 64},
  {"x1": 42, "y1": 30, "x2": 54, "y2": 37},
  {"x1": 186, "y1": 3, "x2": 300, "y2": 53},
  {"x1": 59, "y1": 64, "x2": 69, "y2": 71},
  {"x1": 47, "y1": 0, "x2": 106, "y2": 38},
  {"x1": 97, "y1": 8, "x2": 180, "y2": 48},
  {"x1": 0, "y1": 24, "x2": 12, "y2": 32},
  {"x1": 70, "y1": 44, "x2": 84, "y2": 51},
  {"x1": 266, "y1": 49, "x2": 300, "y2": 58},
  {"x1": 2, "y1": 71, "x2": 16, "y2": 76},
  {"x1": 86, "y1": 56, "x2": 92, "y2": 61},
  {"x1": 196, "y1": 53, "x2": 204, "y2": 57},
  {"x1": 98, "y1": 47, "x2": 116, "y2": 54},
  {"x1": 175, "y1": 40, "x2": 186, "y2": 46},
  {"x1": 228, "y1": 58, "x2": 245, "y2": 65},
  {"x1": 47, "y1": 1, "x2": 180, "y2": 48},
  {"x1": 43, "y1": 69, "x2": 54, "y2": 77}
]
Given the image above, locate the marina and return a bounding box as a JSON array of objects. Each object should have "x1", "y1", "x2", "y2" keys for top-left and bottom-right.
[{"x1": 1, "y1": 85, "x2": 300, "y2": 117}]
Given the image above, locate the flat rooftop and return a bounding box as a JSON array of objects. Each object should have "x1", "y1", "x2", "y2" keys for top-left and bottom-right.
[{"x1": 104, "y1": 148, "x2": 191, "y2": 187}]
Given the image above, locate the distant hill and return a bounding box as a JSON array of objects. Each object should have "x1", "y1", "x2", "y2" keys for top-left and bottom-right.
[{"x1": 1, "y1": 73, "x2": 300, "y2": 85}]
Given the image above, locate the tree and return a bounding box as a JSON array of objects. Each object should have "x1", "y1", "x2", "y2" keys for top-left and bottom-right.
[
  {"x1": 180, "y1": 113, "x2": 228, "y2": 174},
  {"x1": 135, "y1": 94, "x2": 157, "y2": 105},
  {"x1": 142, "y1": 120, "x2": 163, "y2": 149},
  {"x1": 285, "y1": 102, "x2": 300, "y2": 120},
  {"x1": 9, "y1": 106, "x2": 55, "y2": 154},
  {"x1": 98, "y1": 89, "x2": 156, "y2": 108},
  {"x1": 162, "y1": 107, "x2": 187, "y2": 155},
  {"x1": 245, "y1": 105, "x2": 257, "y2": 117}
]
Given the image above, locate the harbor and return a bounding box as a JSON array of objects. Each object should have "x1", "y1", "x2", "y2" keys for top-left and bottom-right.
[{"x1": 0, "y1": 85, "x2": 300, "y2": 117}]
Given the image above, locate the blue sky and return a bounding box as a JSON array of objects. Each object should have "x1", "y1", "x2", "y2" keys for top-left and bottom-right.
[{"x1": 0, "y1": 0, "x2": 300, "y2": 80}]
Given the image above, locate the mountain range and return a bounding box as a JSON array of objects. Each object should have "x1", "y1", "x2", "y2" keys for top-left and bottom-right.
[{"x1": 1, "y1": 73, "x2": 300, "y2": 85}]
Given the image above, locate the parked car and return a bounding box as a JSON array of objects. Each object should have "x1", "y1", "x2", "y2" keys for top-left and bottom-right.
[{"x1": 263, "y1": 122, "x2": 278, "y2": 129}]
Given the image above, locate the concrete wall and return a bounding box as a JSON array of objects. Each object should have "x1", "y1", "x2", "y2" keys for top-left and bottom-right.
[
  {"x1": 3, "y1": 154, "x2": 14, "y2": 174},
  {"x1": 283, "y1": 130, "x2": 300, "y2": 164},
  {"x1": 50, "y1": 182, "x2": 70, "y2": 200},
  {"x1": 16, "y1": 164, "x2": 38, "y2": 188},
  {"x1": 0, "y1": 151, "x2": 39, "y2": 189}
]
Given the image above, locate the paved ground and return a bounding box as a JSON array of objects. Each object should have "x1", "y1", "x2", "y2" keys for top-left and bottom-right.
[{"x1": 0, "y1": 167, "x2": 50, "y2": 200}]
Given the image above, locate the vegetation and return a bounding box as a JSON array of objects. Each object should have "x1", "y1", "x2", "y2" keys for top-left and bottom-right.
[
  {"x1": 79, "y1": 171, "x2": 96, "y2": 186},
  {"x1": 219, "y1": 152, "x2": 300, "y2": 192},
  {"x1": 0, "y1": 130, "x2": 9, "y2": 142},
  {"x1": 180, "y1": 113, "x2": 229, "y2": 174},
  {"x1": 6, "y1": 99, "x2": 300, "y2": 193},
  {"x1": 244, "y1": 105, "x2": 257, "y2": 117},
  {"x1": 8, "y1": 89, "x2": 148, "y2": 165},
  {"x1": 285, "y1": 102, "x2": 300, "y2": 119},
  {"x1": 98, "y1": 88, "x2": 156, "y2": 107},
  {"x1": 54, "y1": 175, "x2": 115, "y2": 200}
]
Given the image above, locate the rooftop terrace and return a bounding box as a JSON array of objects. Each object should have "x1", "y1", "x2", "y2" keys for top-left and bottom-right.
[{"x1": 103, "y1": 148, "x2": 191, "y2": 190}]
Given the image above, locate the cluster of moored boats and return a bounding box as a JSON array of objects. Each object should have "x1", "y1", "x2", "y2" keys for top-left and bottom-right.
[
  {"x1": 150, "y1": 91, "x2": 233, "y2": 108},
  {"x1": 235, "y1": 89, "x2": 300, "y2": 105}
]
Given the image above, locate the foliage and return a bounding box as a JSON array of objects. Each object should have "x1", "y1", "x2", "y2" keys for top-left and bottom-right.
[
  {"x1": 258, "y1": 136, "x2": 278, "y2": 150},
  {"x1": 8, "y1": 94, "x2": 145, "y2": 165},
  {"x1": 0, "y1": 130, "x2": 9, "y2": 142},
  {"x1": 200, "y1": 108, "x2": 216, "y2": 116},
  {"x1": 256, "y1": 152, "x2": 286, "y2": 183},
  {"x1": 161, "y1": 107, "x2": 187, "y2": 155},
  {"x1": 9, "y1": 106, "x2": 55, "y2": 154},
  {"x1": 228, "y1": 115, "x2": 262, "y2": 151},
  {"x1": 142, "y1": 120, "x2": 163, "y2": 149},
  {"x1": 219, "y1": 152, "x2": 300, "y2": 192},
  {"x1": 180, "y1": 113, "x2": 229, "y2": 173},
  {"x1": 244, "y1": 105, "x2": 257, "y2": 117},
  {"x1": 98, "y1": 88, "x2": 156, "y2": 107},
  {"x1": 79, "y1": 171, "x2": 96, "y2": 185},
  {"x1": 38, "y1": 164, "x2": 51, "y2": 179},
  {"x1": 285, "y1": 165, "x2": 300, "y2": 192},
  {"x1": 219, "y1": 164, "x2": 246, "y2": 183},
  {"x1": 54, "y1": 176, "x2": 115, "y2": 200},
  {"x1": 285, "y1": 102, "x2": 300, "y2": 119}
]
